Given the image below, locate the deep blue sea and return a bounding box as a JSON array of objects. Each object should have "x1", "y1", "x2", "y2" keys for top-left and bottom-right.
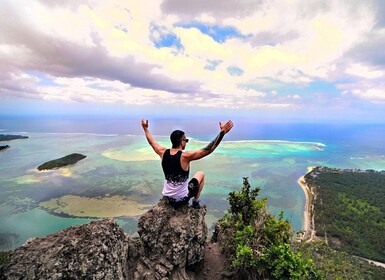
[{"x1": 1, "y1": 116, "x2": 384, "y2": 251}]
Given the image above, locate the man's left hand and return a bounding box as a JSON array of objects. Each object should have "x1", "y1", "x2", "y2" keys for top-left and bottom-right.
[{"x1": 219, "y1": 120, "x2": 234, "y2": 134}]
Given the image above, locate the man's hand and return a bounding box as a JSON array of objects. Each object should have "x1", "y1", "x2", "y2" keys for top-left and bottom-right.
[
  {"x1": 141, "y1": 119, "x2": 166, "y2": 157},
  {"x1": 141, "y1": 119, "x2": 149, "y2": 130},
  {"x1": 219, "y1": 120, "x2": 234, "y2": 134}
]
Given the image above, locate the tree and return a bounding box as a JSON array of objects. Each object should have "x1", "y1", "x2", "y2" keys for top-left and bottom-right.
[{"x1": 213, "y1": 178, "x2": 321, "y2": 279}]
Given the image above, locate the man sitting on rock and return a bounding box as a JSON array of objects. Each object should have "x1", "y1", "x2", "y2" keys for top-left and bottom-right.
[{"x1": 141, "y1": 119, "x2": 234, "y2": 208}]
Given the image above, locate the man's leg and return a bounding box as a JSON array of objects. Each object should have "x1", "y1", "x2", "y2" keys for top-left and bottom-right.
[{"x1": 192, "y1": 171, "x2": 205, "y2": 200}]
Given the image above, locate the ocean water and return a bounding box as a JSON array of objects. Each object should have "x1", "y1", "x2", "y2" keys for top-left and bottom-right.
[{"x1": 1, "y1": 117, "x2": 384, "y2": 251}]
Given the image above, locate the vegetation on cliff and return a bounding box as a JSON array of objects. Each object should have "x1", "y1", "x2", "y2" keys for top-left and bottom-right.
[
  {"x1": 0, "y1": 252, "x2": 10, "y2": 266},
  {"x1": 37, "y1": 153, "x2": 87, "y2": 171},
  {"x1": 213, "y1": 178, "x2": 320, "y2": 279},
  {"x1": 293, "y1": 241, "x2": 385, "y2": 280},
  {"x1": 304, "y1": 167, "x2": 385, "y2": 262}
]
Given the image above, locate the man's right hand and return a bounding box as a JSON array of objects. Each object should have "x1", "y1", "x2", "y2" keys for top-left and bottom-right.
[
  {"x1": 219, "y1": 120, "x2": 234, "y2": 134},
  {"x1": 141, "y1": 119, "x2": 149, "y2": 130}
]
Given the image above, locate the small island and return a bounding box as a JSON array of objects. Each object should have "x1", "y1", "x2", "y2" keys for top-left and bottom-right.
[
  {"x1": 0, "y1": 134, "x2": 28, "y2": 151},
  {"x1": 37, "y1": 153, "x2": 87, "y2": 171},
  {"x1": 0, "y1": 134, "x2": 28, "y2": 141},
  {"x1": 0, "y1": 145, "x2": 10, "y2": 151}
]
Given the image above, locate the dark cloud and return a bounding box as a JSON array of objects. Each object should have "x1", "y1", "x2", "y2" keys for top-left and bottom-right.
[
  {"x1": 161, "y1": 0, "x2": 264, "y2": 19},
  {"x1": 160, "y1": 0, "x2": 354, "y2": 23},
  {"x1": 371, "y1": 0, "x2": 385, "y2": 27},
  {"x1": 39, "y1": 38, "x2": 201, "y2": 94},
  {"x1": 0, "y1": 1, "x2": 201, "y2": 97},
  {"x1": 345, "y1": 32, "x2": 385, "y2": 67},
  {"x1": 250, "y1": 31, "x2": 299, "y2": 47},
  {"x1": 341, "y1": 0, "x2": 385, "y2": 69},
  {"x1": 0, "y1": 71, "x2": 41, "y2": 99}
]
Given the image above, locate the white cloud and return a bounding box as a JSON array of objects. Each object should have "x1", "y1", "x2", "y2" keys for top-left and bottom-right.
[
  {"x1": 0, "y1": 0, "x2": 384, "y2": 120},
  {"x1": 345, "y1": 64, "x2": 383, "y2": 79},
  {"x1": 6, "y1": 73, "x2": 283, "y2": 111},
  {"x1": 338, "y1": 80, "x2": 385, "y2": 103},
  {"x1": 351, "y1": 88, "x2": 385, "y2": 102},
  {"x1": 226, "y1": 1, "x2": 375, "y2": 80},
  {"x1": 292, "y1": 95, "x2": 300, "y2": 100}
]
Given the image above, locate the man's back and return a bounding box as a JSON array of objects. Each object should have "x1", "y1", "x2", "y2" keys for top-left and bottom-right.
[{"x1": 141, "y1": 119, "x2": 234, "y2": 207}]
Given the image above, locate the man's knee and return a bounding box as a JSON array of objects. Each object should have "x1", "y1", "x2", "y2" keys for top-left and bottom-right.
[{"x1": 194, "y1": 171, "x2": 205, "y2": 183}]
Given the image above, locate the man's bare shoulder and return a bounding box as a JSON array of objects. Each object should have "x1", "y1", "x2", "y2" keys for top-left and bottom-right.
[{"x1": 182, "y1": 149, "x2": 209, "y2": 161}]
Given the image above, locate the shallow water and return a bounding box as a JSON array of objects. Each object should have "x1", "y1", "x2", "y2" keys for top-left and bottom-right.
[{"x1": 1, "y1": 118, "x2": 384, "y2": 250}]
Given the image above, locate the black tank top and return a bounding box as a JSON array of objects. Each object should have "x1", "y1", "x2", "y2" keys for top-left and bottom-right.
[{"x1": 161, "y1": 149, "x2": 189, "y2": 185}]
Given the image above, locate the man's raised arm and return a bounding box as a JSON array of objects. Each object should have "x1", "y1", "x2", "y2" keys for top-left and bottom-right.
[
  {"x1": 141, "y1": 119, "x2": 166, "y2": 158},
  {"x1": 184, "y1": 120, "x2": 234, "y2": 161}
]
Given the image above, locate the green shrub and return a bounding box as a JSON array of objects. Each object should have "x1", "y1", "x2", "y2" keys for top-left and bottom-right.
[
  {"x1": 0, "y1": 251, "x2": 10, "y2": 265},
  {"x1": 260, "y1": 244, "x2": 318, "y2": 280},
  {"x1": 214, "y1": 177, "x2": 321, "y2": 279},
  {"x1": 233, "y1": 244, "x2": 257, "y2": 268}
]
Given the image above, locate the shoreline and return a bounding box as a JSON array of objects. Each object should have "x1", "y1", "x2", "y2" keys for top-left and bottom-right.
[
  {"x1": 297, "y1": 167, "x2": 385, "y2": 269},
  {"x1": 297, "y1": 167, "x2": 316, "y2": 241}
]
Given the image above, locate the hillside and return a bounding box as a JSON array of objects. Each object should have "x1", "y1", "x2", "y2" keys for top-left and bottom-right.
[
  {"x1": 293, "y1": 241, "x2": 385, "y2": 280},
  {"x1": 303, "y1": 167, "x2": 385, "y2": 262}
]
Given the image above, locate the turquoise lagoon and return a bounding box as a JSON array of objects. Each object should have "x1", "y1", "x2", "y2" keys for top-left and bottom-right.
[{"x1": 1, "y1": 118, "x2": 384, "y2": 250}]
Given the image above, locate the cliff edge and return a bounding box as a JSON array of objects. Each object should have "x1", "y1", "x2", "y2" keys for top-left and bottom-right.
[{"x1": 0, "y1": 198, "x2": 208, "y2": 280}]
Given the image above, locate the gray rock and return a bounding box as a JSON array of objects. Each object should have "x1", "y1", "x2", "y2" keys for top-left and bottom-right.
[
  {"x1": 0, "y1": 218, "x2": 131, "y2": 279},
  {"x1": 135, "y1": 198, "x2": 208, "y2": 279},
  {"x1": 0, "y1": 199, "x2": 208, "y2": 280}
]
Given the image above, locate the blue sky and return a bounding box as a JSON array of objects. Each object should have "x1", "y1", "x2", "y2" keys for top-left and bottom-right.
[{"x1": 0, "y1": 0, "x2": 384, "y2": 122}]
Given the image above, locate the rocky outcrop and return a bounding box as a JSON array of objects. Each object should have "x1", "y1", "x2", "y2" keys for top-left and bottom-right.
[
  {"x1": 133, "y1": 198, "x2": 208, "y2": 279},
  {"x1": 0, "y1": 218, "x2": 131, "y2": 279},
  {"x1": 0, "y1": 198, "x2": 208, "y2": 280}
]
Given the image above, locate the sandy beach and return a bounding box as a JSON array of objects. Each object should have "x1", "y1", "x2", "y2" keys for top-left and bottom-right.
[
  {"x1": 40, "y1": 195, "x2": 152, "y2": 218},
  {"x1": 297, "y1": 168, "x2": 385, "y2": 268},
  {"x1": 297, "y1": 167, "x2": 316, "y2": 241}
]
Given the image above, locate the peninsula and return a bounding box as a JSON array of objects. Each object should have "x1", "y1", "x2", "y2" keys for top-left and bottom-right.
[
  {"x1": 37, "y1": 153, "x2": 87, "y2": 171},
  {"x1": 299, "y1": 166, "x2": 385, "y2": 263}
]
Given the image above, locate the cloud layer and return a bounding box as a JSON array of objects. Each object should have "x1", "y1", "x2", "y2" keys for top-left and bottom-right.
[{"x1": 1, "y1": 0, "x2": 384, "y2": 120}]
